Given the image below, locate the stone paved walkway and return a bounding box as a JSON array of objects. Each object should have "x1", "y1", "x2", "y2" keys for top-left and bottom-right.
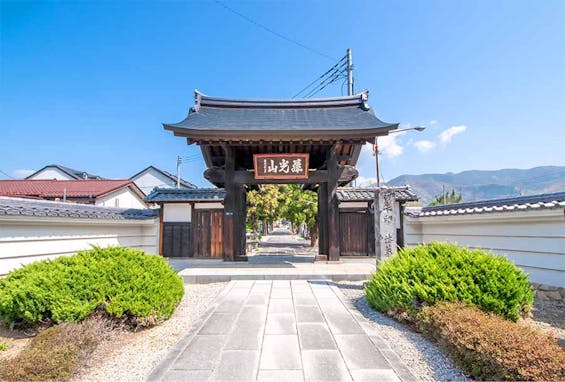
[
  {"x1": 172, "y1": 229, "x2": 376, "y2": 283},
  {"x1": 148, "y1": 280, "x2": 416, "y2": 382}
]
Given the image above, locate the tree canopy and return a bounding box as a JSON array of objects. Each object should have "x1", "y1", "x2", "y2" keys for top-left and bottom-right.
[
  {"x1": 429, "y1": 189, "x2": 462, "y2": 206},
  {"x1": 247, "y1": 185, "x2": 318, "y2": 242}
]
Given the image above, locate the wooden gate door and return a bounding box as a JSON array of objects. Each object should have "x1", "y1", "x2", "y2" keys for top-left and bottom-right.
[
  {"x1": 209, "y1": 210, "x2": 224, "y2": 258},
  {"x1": 340, "y1": 211, "x2": 369, "y2": 256},
  {"x1": 192, "y1": 209, "x2": 224, "y2": 258}
]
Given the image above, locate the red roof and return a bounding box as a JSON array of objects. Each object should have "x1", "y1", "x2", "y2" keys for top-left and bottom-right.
[{"x1": 0, "y1": 180, "x2": 142, "y2": 199}]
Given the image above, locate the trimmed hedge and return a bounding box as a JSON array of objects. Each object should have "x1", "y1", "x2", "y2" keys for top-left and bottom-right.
[
  {"x1": 0, "y1": 247, "x2": 184, "y2": 327},
  {"x1": 365, "y1": 242, "x2": 534, "y2": 321},
  {"x1": 419, "y1": 302, "x2": 565, "y2": 381}
]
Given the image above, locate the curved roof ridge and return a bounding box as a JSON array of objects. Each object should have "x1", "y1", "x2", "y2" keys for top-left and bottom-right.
[{"x1": 195, "y1": 89, "x2": 369, "y2": 109}]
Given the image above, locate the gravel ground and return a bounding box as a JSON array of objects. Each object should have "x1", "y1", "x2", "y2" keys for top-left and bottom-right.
[
  {"x1": 337, "y1": 282, "x2": 470, "y2": 382},
  {"x1": 76, "y1": 282, "x2": 227, "y2": 382},
  {"x1": 529, "y1": 299, "x2": 565, "y2": 338}
]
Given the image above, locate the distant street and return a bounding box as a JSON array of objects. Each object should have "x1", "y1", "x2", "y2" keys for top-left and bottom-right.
[{"x1": 249, "y1": 227, "x2": 317, "y2": 263}]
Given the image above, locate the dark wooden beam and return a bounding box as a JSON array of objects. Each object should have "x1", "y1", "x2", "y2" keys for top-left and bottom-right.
[
  {"x1": 223, "y1": 146, "x2": 235, "y2": 261},
  {"x1": 201, "y1": 147, "x2": 214, "y2": 168},
  {"x1": 327, "y1": 144, "x2": 340, "y2": 261},
  {"x1": 318, "y1": 183, "x2": 328, "y2": 258},
  {"x1": 204, "y1": 166, "x2": 358, "y2": 186}
]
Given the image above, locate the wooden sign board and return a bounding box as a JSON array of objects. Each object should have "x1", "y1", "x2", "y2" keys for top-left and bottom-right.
[{"x1": 253, "y1": 154, "x2": 309, "y2": 180}]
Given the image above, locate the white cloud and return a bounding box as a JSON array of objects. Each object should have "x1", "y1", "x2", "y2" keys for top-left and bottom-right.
[
  {"x1": 355, "y1": 176, "x2": 377, "y2": 187},
  {"x1": 377, "y1": 131, "x2": 406, "y2": 158},
  {"x1": 439, "y1": 125, "x2": 467, "y2": 143},
  {"x1": 413, "y1": 140, "x2": 437, "y2": 152},
  {"x1": 429, "y1": 120, "x2": 438, "y2": 126},
  {"x1": 12, "y1": 169, "x2": 34, "y2": 179}
]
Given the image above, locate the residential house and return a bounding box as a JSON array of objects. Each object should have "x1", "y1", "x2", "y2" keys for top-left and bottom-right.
[
  {"x1": 0, "y1": 179, "x2": 147, "y2": 208},
  {"x1": 131, "y1": 165, "x2": 197, "y2": 196},
  {"x1": 26, "y1": 164, "x2": 103, "y2": 180}
]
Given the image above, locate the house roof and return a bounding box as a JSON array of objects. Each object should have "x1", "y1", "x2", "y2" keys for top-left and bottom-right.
[
  {"x1": 145, "y1": 188, "x2": 226, "y2": 203},
  {"x1": 407, "y1": 191, "x2": 565, "y2": 217},
  {"x1": 130, "y1": 166, "x2": 197, "y2": 189},
  {"x1": 0, "y1": 180, "x2": 145, "y2": 200},
  {"x1": 337, "y1": 187, "x2": 419, "y2": 202},
  {"x1": 25, "y1": 164, "x2": 103, "y2": 180},
  {"x1": 0, "y1": 197, "x2": 157, "y2": 220},
  {"x1": 163, "y1": 90, "x2": 398, "y2": 143}
]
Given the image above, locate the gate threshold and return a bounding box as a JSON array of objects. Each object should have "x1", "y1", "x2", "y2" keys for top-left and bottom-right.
[{"x1": 170, "y1": 257, "x2": 376, "y2": 284}]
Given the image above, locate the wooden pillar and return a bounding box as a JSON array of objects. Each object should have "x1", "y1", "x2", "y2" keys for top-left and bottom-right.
[
  {"x1": 223, "y1": 146, "x2": 235, "y2": 261},
  {"x1": 234, "y1": 184, "x2": 247, "y2": 260},
  {"x1": 317, "y1": 183, "x2": 328, "y2": 258},
  {"x1": 368, "y1": 201, "x2": 375, "y2": 256},
  {"x1": 158, "y1": 205, "x2": 164, "y2": 256},
  {"x1": 327, "y1": 145, "x2": 340, "y2": 261}
]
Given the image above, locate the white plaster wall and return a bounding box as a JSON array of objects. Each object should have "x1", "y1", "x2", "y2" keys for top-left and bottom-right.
[
  {"x1": 194, "y1": 202, "x2": 224, "y2": 209},
  {"x1": 95, "y1": 187, "x2": 146, "y2": 209},
  {"x1": 132, "y1": 169, "x2": 177, "y2": 195},
  {"x1": 404, "y1": 209, "x2": 565, "y2": 287},
  {"x1": 28, "y1": 167, "x2": 75, "y2": 180},
  {"x1": 163, "y1": 203, "x2": 192, "y2": 222},
  {"x1": 339, "y1": 202, "x2": 369, "y2": 209},
  {"x1": 0, "y1": 216, "x2": 159, "y2": 276}
]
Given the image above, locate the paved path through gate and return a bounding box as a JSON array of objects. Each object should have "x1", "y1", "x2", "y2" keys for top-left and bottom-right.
[{"x1": 149, "y1": 280, "x2": 416, "y2": 382}]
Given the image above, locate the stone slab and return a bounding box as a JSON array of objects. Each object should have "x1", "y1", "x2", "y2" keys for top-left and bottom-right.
[
  {"x1": 301, "y1": 350, "x2": 352, "y2": 382},
  {"x1": 259, "y1": 335, "x2": 302, "y2": 370},
  {"x1": 334, "y1": 334, "x2": 390, "y2": 370},
  {"x1": 350, "y1": 369, "x2": 401, "y2": 382},
  {"x1": 198, "y1": 313, "x2": 238, "y2": 335},
  {"x1": 172, "y1": 335, "x2": 226, "y2": 370},
  {"x1": 295, "y1": 306, "x2": 324, "y2": 323},
  {"x1": 213, "y1": 350, "x2": 260, "y2": 381},
  {"x1": 256, "y1": 370, "x2": 304, "y2": 382},
  {"x1": 297, "y1": 323, "x2": 336, "y2": 350},
  {"x1": 267, "y1": 299, "x2": 294, "y2": 314},
  {"x1": 294, "y1": 295, "x2": 317, "y2": 306},
  {"x1": 163, "y1": 369, "x2": 213, "y2": 382},
  {"x1": 265, "y1": 313, "x2": 297, "y2": 335}
]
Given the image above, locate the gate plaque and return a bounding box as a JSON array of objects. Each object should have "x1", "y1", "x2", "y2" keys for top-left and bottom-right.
[{"x1": 253, "y1": 153, "x2": 309, "y2": 180}]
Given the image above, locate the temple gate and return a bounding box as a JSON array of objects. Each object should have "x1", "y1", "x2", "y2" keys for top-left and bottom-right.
[{"x1": 163, "y1": 90, "x2": 397, "y2": 261}]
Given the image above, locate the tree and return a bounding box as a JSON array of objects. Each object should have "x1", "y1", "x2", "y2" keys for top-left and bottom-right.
[
  {"x1": 247, "y1": 185, "x2": 285, "y2": 235},
  {"x1": 429, "y1": 188, "x2": 462, "y2": 206},
  {"x1": 280, "y1": 185, "x2": 318, "y2": 246},
  {"x1": 246, "y1": 184, "x2": 318, "y2": 246}
]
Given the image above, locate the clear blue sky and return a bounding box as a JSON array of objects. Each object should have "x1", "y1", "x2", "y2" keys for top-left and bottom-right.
[{"x1": 1, "y1": 0, "x2": 564, "y2": 187}]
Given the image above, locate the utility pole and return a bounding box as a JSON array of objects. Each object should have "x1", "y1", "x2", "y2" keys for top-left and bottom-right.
[
  {"x1": 176, "y1": 155, "x2": 182, "y2": 188},
  {"x1": 346, "y1": 48, "x2": 354, "y2": 96}
]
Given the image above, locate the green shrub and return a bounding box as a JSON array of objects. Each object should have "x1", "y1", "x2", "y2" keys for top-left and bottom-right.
[
  {"x1": 0, "y1": 247, "x2": 184, "y2": 327},
  {"x1": 365, "y1": 242, "x2": 534, "y2": 321},
  {"x1": 0, "y1": 342, "x2": 7, "y2": 351},
  {"x1": 418, "y1": 302, "x2": 565, "y2": 381}
]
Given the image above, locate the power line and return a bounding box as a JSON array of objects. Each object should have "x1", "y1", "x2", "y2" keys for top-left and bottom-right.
[
  {"x1": 293, "y1": 56, "x2": 347, "y2": 98},
  {"x1": 303, "y1": 68, "x2": 347, "y2": 98},
  {"x1": 0, "y1": 170, "x2": 14, "y2": 179},
  {"x1": 214, "y1": 1, "x2": 335, "y2": 61}
]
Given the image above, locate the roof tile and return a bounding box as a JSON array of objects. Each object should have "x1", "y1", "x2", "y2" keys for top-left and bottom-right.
[
  {"x1": 0, "y1": 197, "x2": 157, "y2": 220},
  {"x1": 409, "y1": 192, "x2": 565, "y2": 217},
  {"x1": 0, "y1": 180, "x2": 138, "y2": 198}
]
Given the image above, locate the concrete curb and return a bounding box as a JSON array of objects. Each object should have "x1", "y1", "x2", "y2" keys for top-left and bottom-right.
[{"x1": 183, "y1": 273, "x2": 371, "y2": 283}]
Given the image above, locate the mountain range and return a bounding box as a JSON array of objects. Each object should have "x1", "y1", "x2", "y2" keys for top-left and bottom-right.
[{"x1": 386, "y1": 166, "x2": 565, "y2": 205}]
